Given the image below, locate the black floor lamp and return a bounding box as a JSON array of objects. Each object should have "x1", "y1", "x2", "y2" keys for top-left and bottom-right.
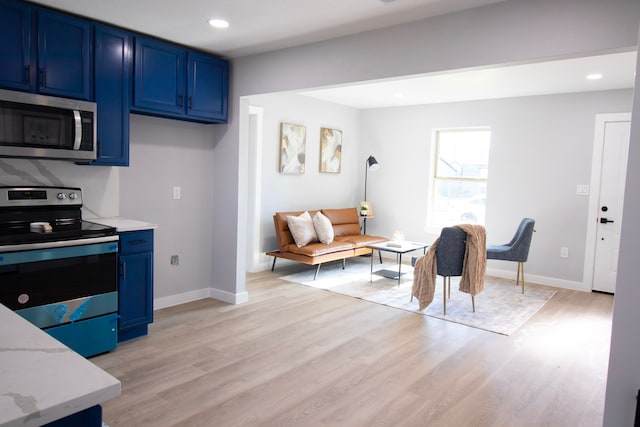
[{"x1": 362, "y1": 155, "x2": 379, "y2": 234}]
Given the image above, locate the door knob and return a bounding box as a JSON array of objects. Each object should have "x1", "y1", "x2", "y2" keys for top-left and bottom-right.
[{"x1": 600, "y1": 217, "x2": 614, "y2": 224}]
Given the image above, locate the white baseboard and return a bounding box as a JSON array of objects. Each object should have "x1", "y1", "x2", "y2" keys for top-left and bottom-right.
[
  {"x1": 154, "y1": 289, "x2": 211, "y2": 310},
  {"x1": 154, "y1": 287, "x2": 249, "y2": 310},
  {"x1": 485, "y1": 267, "x2": 589, "y2": 292},
  {"x1": 259, "y1": 254, "x2": 589, "y2": 292},
  {"x1": 209, "y1": 287, "x2": 249, "y2": 304}
]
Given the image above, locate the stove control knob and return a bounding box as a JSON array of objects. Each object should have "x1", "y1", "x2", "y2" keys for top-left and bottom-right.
[
  {"x1": 57, "y1": 192, "x2": 66, "y2": 200},
  {"x1": 69, "y1": 192, "x2": 78, "y2": 200}
]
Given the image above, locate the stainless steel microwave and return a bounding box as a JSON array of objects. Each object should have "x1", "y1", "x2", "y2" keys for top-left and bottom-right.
[{"x1": 0, "y1": 89, "x2": 96, "y2": 161}]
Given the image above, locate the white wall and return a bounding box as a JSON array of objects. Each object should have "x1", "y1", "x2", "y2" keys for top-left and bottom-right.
[
  {"x1": 249, "y1": 89, "x2": 633, "y2": 289},
  {"x1": 213, "y1": 0, "x2": 640, "y2": 421},
  {"x1": 359, "y1": 90, "x2": 633, "y2": 288},
  {"x1": 603, "y1": 27, "x2": 640, "y2": 427},
  {"x1": 223, "y1": 0, "x2": 640, "y2": 300},
  {"x1": 248, "y1": 93, "x2": 362, "y2": 269},
  {"x1": 119, "y1": 114, "x2": 217, "y2": 307}
]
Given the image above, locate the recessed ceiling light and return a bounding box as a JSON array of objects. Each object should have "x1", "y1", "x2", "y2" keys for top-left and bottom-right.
[
  {"x1": 586, "y1": 73, "x2": 603, "y2": 80},
  {"x1": 208, "y1": 19, "x2": 229, "y2": 29}
]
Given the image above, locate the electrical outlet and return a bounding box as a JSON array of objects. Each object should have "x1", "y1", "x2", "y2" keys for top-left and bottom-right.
[
  {"x1": 170, "y1": 255, "x2": 179, "y2": 265},
  {"x1": 172, "y1": 186, "x2": 181, "y2": 200},
  {"x1": 576, "y1": 184, "x2": 590, "y2": 196},
  {"x1": 560, "y1": 247, "x2": 569, "y2": 258}
]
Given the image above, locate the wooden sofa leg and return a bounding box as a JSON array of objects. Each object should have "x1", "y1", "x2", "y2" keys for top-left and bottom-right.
[
  {"x1": 342, "y1": 259, "x2": 346, "y2": 270},
  {"x1": 271, "y1": 256, "x2": 277, "y2": 271},
  {"x1": 314, "y1": 263, "x2": 322, "y2": 280}
]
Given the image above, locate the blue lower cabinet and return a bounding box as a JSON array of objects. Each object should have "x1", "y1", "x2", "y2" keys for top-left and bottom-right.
[
  {"x1": 118, "y1": 230, "x2": 154, "y2": 342},
  {"x1": 44, "y1": 404, "x2": 102, "y2": 427}
]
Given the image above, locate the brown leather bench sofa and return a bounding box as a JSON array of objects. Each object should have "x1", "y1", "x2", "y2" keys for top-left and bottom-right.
[{"x1": 267, "y1": 207, "x2": 387, "y2": 279}]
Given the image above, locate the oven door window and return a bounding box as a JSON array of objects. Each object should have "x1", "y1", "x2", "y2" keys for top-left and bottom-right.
[{"x1": 0, "y1": 241, "x2": 118, "y2": 312}]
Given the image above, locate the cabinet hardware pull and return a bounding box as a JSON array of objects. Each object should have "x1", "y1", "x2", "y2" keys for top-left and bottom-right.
[
  {"x1": 122, "y1": 261, "x2": 126, "y2": 280},
  {"x1": 188, "y1": 96, "x2": 192, "y2": 110},
  {"x1": 25, "y1": 65, "x2": 30, "y2": 84},
  {"x1": 40, "y1": 68, "x2": 46, "y2": 87},
  {"x1": 179, "y1": 94, "x2": 184, "y2": 107}
]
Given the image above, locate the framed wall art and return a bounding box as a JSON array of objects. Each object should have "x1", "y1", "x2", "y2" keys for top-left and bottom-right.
[
  {"x1": 279, "y1": 122, "x2": 307, "y2": 174},
  {"x1": 319, "y1": 127, "x2": 342, "y2": 173}
]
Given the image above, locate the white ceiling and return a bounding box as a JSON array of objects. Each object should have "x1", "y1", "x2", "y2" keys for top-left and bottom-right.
[
  {"x1": 30, "y1": 0, "x2": 506, "y2": 58},
  {"x1": 300, "y1": 51, "x2": 638, "y2": 109},
  {"x1": 30, "y1": 0, "x2": 637, "y2": 108}
]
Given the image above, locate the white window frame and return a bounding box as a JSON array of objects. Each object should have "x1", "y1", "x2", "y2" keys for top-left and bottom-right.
[{"x1": 426, "y1": 127, "x2": 490, "y2": 232}]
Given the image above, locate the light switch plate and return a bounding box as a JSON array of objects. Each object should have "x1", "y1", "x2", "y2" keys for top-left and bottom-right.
[{"x1": 173, "y1": 186, "x2": 181, "y2": 200}]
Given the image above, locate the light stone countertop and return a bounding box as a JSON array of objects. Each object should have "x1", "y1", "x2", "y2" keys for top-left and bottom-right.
[
  {"x1": 0, "y1": 304, "x2": 121, "y2": 427},
  {"x1": 87, "y1": 217, "x2": 158, "y2": 232}
]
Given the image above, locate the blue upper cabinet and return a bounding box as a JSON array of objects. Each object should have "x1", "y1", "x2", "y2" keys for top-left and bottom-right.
[
  {"x1": 187, "y1": 52, "x2": 229, "y2": 122},
  {"x1": 37, "y1": 10, "x2": 92, "y2": 100},
  {"x1": 133, "y1": 36, "x2": 186, "y2": 116},
  {"x1": 0, "y1": 1, "x2": 92, "y2": 100},
  {"x1": 0, "y1": 0, "x2": 33, "y2": 92},
  {"x1": 92, "y1": 24, "x2": 132, "y2": 166},
  {"x1": 133, "y1": 36, "x2": 228, "y2": 123}
]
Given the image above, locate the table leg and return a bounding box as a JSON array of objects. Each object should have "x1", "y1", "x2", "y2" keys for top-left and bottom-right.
[
  {"x1": 397, "y1": 254, "x2": 402, "y2": 286},
  {"x1": 370, "y1": 249, "x2": 374, "y2": 282}
]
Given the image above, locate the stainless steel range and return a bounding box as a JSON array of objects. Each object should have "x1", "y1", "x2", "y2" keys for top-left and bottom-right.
[{"x1": 0, "y1": 186, "x2": 119, "y2": 357}]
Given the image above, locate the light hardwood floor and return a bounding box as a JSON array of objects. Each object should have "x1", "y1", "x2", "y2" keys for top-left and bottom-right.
[{"x1": 92, "y1": 263, "x2": 613, "y2": 427}]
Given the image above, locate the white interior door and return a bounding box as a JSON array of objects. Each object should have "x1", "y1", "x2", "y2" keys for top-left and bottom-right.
[{"x1": 592, "y1": 118, "x2": 631, "y2": 293}]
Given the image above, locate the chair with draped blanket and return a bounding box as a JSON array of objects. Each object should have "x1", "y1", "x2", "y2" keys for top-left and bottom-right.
[
  {"x1": 413, "y1": 224, "x2": 486, "y2": 315},
  {"x1": 486, "y1": 218, "x2": 535, "y2": 294}
]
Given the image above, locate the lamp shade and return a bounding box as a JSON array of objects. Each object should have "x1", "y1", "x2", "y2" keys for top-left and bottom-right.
[{"x1": 367, "y1": 155, "x2": 379, "y2": 171}]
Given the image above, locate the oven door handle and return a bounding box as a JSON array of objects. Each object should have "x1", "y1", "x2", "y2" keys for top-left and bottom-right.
[{"x1": 0, "y1": 235, "x2": 119, "y2": 254}]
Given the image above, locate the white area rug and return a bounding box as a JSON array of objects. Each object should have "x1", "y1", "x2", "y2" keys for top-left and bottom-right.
[{"x1": 281, "y1": 258, "x2": 557, "y2": 335}]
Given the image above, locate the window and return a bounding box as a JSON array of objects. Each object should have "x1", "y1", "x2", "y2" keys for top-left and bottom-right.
[{"x1": 428, "y1": 128, "x2": 490, "y2": 228}]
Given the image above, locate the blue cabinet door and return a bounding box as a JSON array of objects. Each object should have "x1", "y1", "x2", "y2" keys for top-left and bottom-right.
[
  {"x1": 0, "y1": 0, "x2": 34, "y2": 91},
  {"x1": 118, "y1": 230, "x2": 154, "y2": 342},
  {"x1": 37, "y1": 9, "x2": 92, "y2": 100},
  {"x1": 92, "y1": 24, "x2": 131, "y2": 166},
  {"x1": 133, "y1": 36, "x2": 186, "y2": 116},
  {"x1": 119, "y1": 251, "x2": 153, "y2": 330},
  {"x1": 187, "y1": 51, "x2": 228, "y2": 122}
]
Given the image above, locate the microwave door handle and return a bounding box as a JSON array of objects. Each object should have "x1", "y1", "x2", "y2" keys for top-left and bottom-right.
[{"x1": 73, "y1": 110, "x2": 82, "y2": 150}]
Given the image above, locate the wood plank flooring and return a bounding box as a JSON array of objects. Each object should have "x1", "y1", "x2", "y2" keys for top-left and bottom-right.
[{"x1": 92, "y1": 263, "x2": 614, "y2": 426}]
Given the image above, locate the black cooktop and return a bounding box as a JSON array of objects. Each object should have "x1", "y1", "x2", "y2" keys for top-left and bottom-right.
[{"x1": 0, "y1": 220, "x2": 116, "y2": 247}]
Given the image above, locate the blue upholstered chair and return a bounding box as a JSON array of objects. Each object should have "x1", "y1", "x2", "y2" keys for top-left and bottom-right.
[
  {"x1": 436, "y1": 226, "x2": 475, "y2": 315},
  {"x1": 486, "y1": 218, "x2": 535, "y2": 294}
]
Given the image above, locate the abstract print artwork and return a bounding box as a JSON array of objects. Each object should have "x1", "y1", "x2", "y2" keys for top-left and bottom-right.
[
  {"x1": 280, "y1": 123, "x2": 307, "y2": 174},
  {"x1": 319, "y1": 128, "x2": 342, "y2": 173}
]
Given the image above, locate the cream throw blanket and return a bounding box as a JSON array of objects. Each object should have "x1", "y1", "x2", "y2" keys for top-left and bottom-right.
[{"x1": 411, "y1": 224, "x2": 487, "y2": 310}]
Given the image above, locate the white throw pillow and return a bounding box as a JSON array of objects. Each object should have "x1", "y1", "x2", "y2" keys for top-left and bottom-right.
[
  {"x1": 313, "y1": 211, "x2": 334, "y2": 244},
  {"x1": 287, "y1": 211, "x2": 318, "y2": 247}
]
